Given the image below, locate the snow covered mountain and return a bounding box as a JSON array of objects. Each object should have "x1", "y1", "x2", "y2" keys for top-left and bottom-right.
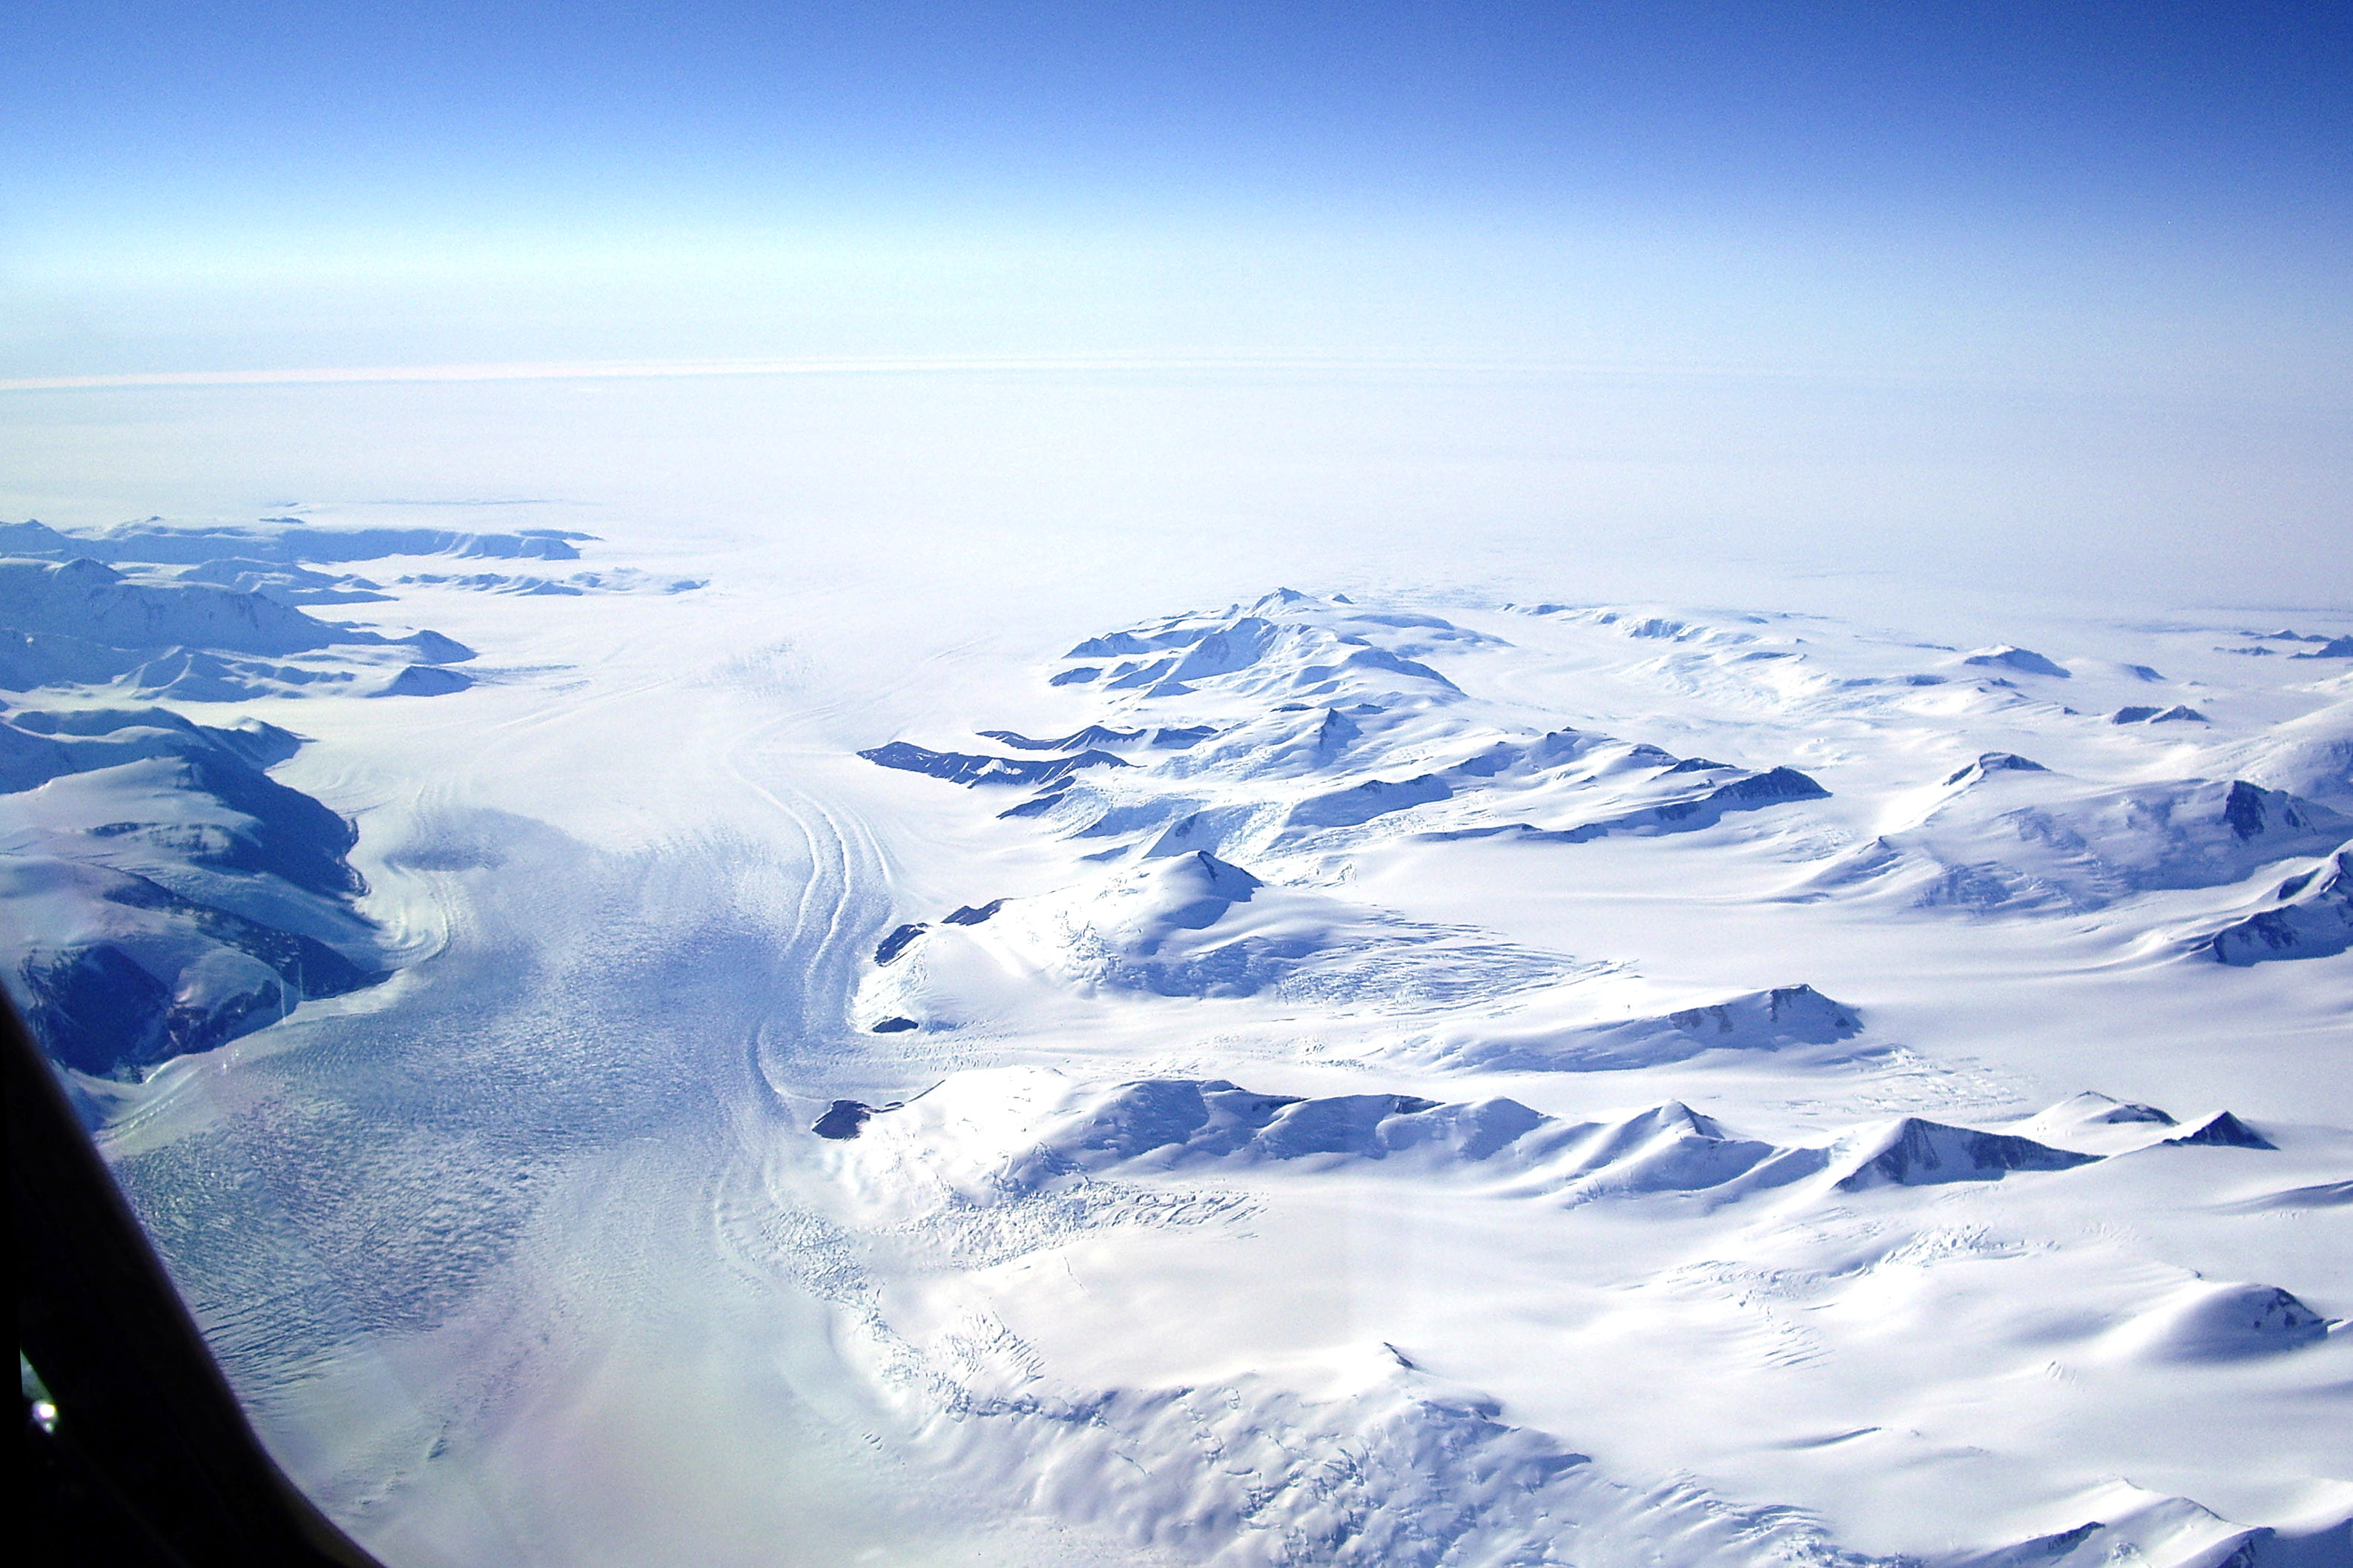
[
  {"x1": 866, "y1": 591, "x2": 1835, "y2": 876},
  {"x1": 0, "y1": 704, "x2": 395, "y2": 1082}
]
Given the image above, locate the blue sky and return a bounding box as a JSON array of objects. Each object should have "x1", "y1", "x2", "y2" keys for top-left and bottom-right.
[{"x1": 4, "y1": 2, "x2": 2349, "y2": 383}]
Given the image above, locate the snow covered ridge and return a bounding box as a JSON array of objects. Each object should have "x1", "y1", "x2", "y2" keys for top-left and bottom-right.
[
  {"x1": 862, "y1": 589, "x2": 1835, "y2": 867},
  {"x1": 1413, "y1": 981, "x2": 1866, "y2": 1071},
  {"x1": 1, "y1": 516, "x2": 702, "y2": 700},
  {"x1": 2199, "y1": 841, "x2": 2353, "y2": 964},
  {"x1": 1, "y1": 554, "x2": 475, "y2": 701},
  {"x1": 2217, "y1": 627, "x2": 2353, "y2": 662},
  {"x1": 2225, "y1": 699, "x2": 2353, "y2": 813},
  {"x1": 812, "y1": 1068, "x2": 2291, "y2": 1209},
  {"x1": 0, "y1": 705, "x2": 393, "y2": 1082},
  {"x1": 864, "y1": 589, "x2": 2353, "y2": 975},
  {"x1": 860, "y1": 849, "x2": 1879, "y2": 1066},
  {"x1": 857, "y1": 849, "x2": 1612, "y2": 1021},
  {"x1": 786, "y1": 1068, "x2": 2337, "y2": 1567},
  {"x1": 392, "y1": 566, "x2": 705, "y2": 596},
  {"x1": 0, "y1": 517, "x2": 591, "y2": 566},
  {"x1": 1802, "y1": 761, "x2": 2353, "y2": 919}
]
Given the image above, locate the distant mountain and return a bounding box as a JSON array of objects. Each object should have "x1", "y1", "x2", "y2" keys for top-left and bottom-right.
[{"x1": 0, "y1": 555, "x2": 472, "y2": 700}]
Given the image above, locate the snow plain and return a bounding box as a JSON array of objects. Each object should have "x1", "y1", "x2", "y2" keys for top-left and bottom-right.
[{"x1": 4, "y1": 412, "x2": 2350, "y2": 1567}]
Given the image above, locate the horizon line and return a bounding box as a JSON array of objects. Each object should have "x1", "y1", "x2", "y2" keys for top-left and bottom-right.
[{"x1": 0, "y1": 352, "x2": 1836, "y2": 394}]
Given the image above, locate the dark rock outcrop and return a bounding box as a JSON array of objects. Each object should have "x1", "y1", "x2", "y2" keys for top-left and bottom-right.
[
  {"x1": 875, "y1": 924, "x2": 927, "y2": 965},
  {"x1": 2162, "y1": 1111, "x2": 2276, "y2": 1150},
  {"x1": 1836, "y1": 1119, "x2": 2097, "y2": 1191},
  {"x1": 859, "y1": 741, "x2": 1130, "y2": 788}
]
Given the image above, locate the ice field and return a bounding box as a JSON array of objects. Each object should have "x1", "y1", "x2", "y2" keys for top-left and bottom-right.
[{"x1": 3, "y1": 371, "x2": 2350, "y2": 1568}]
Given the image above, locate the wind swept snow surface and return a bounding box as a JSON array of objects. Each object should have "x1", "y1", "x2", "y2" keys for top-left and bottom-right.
[{"x1": 5, "y1": 540, "x2": 2347, "y2": 1568}]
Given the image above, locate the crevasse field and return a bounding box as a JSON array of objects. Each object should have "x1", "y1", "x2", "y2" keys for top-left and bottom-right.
[{"x1": 3, "y1": 370, "x2": 2349, "y2": 1567}]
